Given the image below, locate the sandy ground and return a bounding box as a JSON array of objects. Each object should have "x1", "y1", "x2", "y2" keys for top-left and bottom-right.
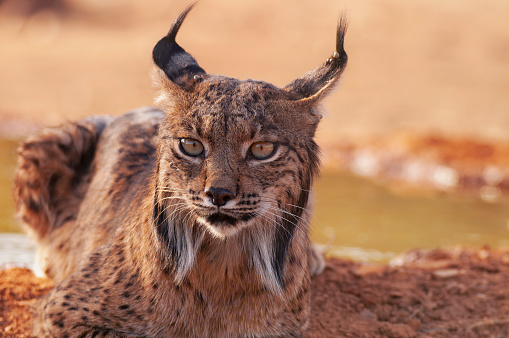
[
  {"x1": 2, "y1": 247, "x2": 509, "y2": 337},
  {"x1": 0, "y1": 0, "x2": 508, "y2": 142}
]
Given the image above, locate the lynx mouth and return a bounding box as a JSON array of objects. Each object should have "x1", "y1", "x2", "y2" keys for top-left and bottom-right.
[
  {"x1": 205, "y1": 212, "x2": 256, "y2": 227},
  {"x1": 206, "y1": 213, "x2": 239, "y2": 226}
]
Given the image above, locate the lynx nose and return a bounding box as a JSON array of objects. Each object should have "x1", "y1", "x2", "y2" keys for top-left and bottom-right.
[{"x1": 205, "y1": 187, "x2": 234, "y2": 207}]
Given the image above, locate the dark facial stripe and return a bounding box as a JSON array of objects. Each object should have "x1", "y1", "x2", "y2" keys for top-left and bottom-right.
[{"x1": 271, "y1": 183, "x2": 310, "y2": 289}]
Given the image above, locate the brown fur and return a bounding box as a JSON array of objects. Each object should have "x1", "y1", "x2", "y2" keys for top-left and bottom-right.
[{"x1": 13, "y1": 5, "x2": 347, "y2": 337}]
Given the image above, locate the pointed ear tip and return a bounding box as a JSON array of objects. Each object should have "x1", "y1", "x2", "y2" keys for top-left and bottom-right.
[
  {"x1": 336, "y1": 18, "x2": 348, "y2": 46},
  {"x1": 166, "y1": 2, "x2": 198, "y2": 41},
  {"x1": 334, "y1": 17, "x2": 348, "y2": 62}
]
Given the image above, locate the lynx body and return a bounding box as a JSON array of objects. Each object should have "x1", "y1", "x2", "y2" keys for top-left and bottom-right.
[{"x1": 13, "y1": 5, "x2": 347, "y2": 337}]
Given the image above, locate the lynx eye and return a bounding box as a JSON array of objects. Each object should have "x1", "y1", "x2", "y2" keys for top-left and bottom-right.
[
  {"x1": 179, "y1": 138, "x2": 204, "y2": 157},
  {"x1": 250, "y1": 142, "x2": 276, "y2": 160}
]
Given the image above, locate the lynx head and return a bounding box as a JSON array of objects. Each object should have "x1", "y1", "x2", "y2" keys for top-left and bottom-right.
[{"x1": 152, "y1": 4, "x2": 347, "y2": 290}]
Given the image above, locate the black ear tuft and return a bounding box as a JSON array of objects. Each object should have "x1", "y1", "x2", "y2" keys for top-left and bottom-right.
[
  {"x1": 335, "y1": 16, "x2": 348, "y2": 66},
  {"x1": 284, "y1": 15, "x2": 348, "y2": 101},
  {"x1": 152, "y1": 3, "x2": 206, "y2": 91}
]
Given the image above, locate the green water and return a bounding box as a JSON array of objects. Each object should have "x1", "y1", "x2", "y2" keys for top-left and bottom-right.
[
  {"x1": 312, "y1": 172, "x2": 509, "y2": 261},
  {"x1": 1, "y1": 140, "x2": 509, "y2": 262}
]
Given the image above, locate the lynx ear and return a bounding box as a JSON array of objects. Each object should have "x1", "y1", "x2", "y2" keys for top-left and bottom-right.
[
  {"x1": 284, "y1": 17, "x2": 348, "y2": 102},
  {"x1": 152, "y1": 3, "x2": 206, "y2": 91}
]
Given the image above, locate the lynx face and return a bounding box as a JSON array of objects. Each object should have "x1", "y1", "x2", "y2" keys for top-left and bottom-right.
[
  {"x1": 151, "y1": 4, "x2": 347, "y2": 287},
  {"x1": 157, "y1": 78, "x2": 320, "y2": 237}
]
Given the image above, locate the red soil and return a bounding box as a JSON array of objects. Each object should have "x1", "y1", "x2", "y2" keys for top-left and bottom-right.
[{"x1": 3, "y1": 247, "x2": 509, "y2": 337}]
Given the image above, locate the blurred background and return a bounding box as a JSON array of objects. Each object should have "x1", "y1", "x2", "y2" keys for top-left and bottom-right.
[{"x1": 0, "y1": 0, "x2": 509, "y2": 265}]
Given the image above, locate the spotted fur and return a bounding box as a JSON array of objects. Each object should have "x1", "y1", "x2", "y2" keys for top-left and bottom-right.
[{"x1": 13, "y1": 4, "x2": 347, "y2": 337}]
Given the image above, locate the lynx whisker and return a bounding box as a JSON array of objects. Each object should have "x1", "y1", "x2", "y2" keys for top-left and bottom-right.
[
  {"x1": 259, "y1": 208, "x2": 303, "y2": 235},
  {"x1": 262, "y1": 205, "x2": 310, "y2": 230},
  {"x1": 285, "y1": 202, "x2": 325, "y2": 231},
  {"x1": 256, "y1": 197, "x2": 310, "y2": 227},
  {"x1": 252, "y1": 207, "x2": 289, "y2": 233},
  {"x1": 156, "y1": 187, "x2": 188, "y2": 193},
  {"x1": 182, "y1": 208, "x2": 196, "y2": 225},
  {"x1": 257, "y1": 198, "x2": 310, "y2": 221},
  {"x1": 298, "y1": 187, "x2": 313, "y2": 193},
  {"x1": 154, "y1": 199, "x2": 187, "y2": 223},
  {"x1": 157, "y1": 196, "x2": 186, "y2": 203},
  {"x1": 285, "y1": 203, "x2": 311, "y2": 214},
  {"x1": 156, "y1": 204, "x2": 189, "y2": 228}
]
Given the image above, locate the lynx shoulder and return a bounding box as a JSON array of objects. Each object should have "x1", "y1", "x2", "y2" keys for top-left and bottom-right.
[{"x1": 13, "y1": 4, "x2": 347, "y2": 337}]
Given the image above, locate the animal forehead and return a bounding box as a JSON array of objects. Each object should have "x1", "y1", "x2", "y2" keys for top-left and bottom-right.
[
  {"x1": 180, "y1": 77, "x2": 286, "y2": 132},
  {"x1": 193, "y1": 77, "x2": 283, "y2": 111}
]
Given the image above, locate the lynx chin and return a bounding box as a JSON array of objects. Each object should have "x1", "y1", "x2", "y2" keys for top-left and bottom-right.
[{"x1": 13, "y1": 4, "x2": 347, "y2": 337}]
